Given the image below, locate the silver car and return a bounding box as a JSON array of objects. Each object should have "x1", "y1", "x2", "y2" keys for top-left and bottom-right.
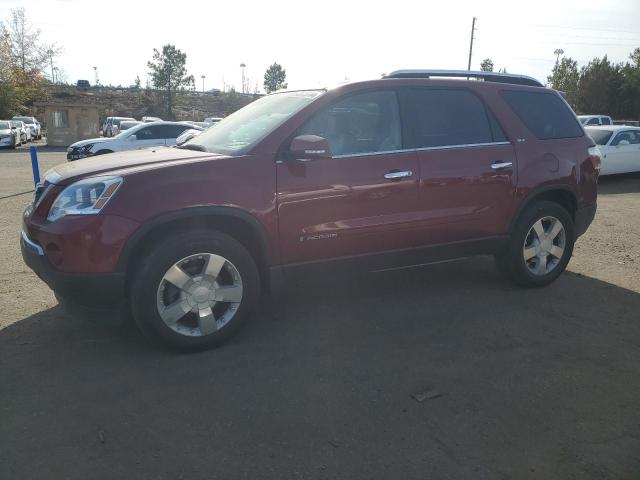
[
  {"x1": 0, "y1": 120, "x2": 20, "y2": 148},
  {"x1": 11, "y1": 120, "x2": 31, "y2": 143},
  {"x1": 12, "y1": 116, "x2": 42, "y2": 140}
]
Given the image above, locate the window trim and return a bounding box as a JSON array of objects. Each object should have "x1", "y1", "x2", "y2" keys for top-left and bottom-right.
[{"x1": 332, "y1": 141, "x2": 512, "y2": 159}]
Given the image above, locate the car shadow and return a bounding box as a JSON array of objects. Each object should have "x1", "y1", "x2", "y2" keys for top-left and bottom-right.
[
  {"x1": 1, "y1": 257, "x2": 640, "y2": 480},
  {"x1": 597, "y1": 173, "x2": 640, "y2": 195}
]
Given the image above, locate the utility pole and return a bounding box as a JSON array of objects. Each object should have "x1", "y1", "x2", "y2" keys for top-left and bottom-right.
[
  {"x1": 201, "y1": 74, "x2": 206, "y2": 93},
  {"x1": 467, "y1": 17, "x2": 477, "y2": 71},
  {"x1": 553, "y1": 48, "x2": 564, "y2": 64},
  {"x1": 93, "y1": 66, "x2": 99, "y2": 86},
  {"x1": 47, "y1": 49, "x2": 54, "y2": 83},
  {"x1": 240, "y1": 63, "x2": 246, "y2": 94}
]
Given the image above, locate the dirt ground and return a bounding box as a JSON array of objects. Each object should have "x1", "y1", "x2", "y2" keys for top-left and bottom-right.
[{"x1": 1, "y1": 148, "x2": 639, "y2": 480}]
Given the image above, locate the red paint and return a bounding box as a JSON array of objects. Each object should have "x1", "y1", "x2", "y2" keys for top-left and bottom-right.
[{"x1": 23, "y1": 77, "x2": 598, "y2": 278}]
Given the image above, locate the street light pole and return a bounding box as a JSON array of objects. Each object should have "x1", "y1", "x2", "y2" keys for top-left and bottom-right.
[
  {"x1": 93, "y1": 66, "x2": 99, "y2": 86},
  {"x1": 201, "y1": 75, "x2": 206, "y2": 93},
  {"x1": 553, "y1": 48, "x2": 564, "y2": 64},
  {"x1": 467, "y1": 17, "x2": 477, "y2": 71},
  {"x1": 240, "y1": 63, "x2": 246, "y2": 94}
]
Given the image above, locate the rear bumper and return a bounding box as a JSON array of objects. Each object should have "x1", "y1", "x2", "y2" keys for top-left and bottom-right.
[
  {"x1": 575, "y1": 203, "x2": 597, "y2": 239},
  {"x1": 21, "y1": 231, "x2": 126, "y2": 309}
]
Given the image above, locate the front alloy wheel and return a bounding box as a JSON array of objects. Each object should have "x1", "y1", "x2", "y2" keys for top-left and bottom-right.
[{"x1": 156, "y1": 253, "x2": 243, "y2": 337}]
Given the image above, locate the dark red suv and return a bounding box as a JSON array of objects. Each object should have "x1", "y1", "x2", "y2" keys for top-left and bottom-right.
[{"x1": 21, "y1": 70, "x2": 600, "y2": 350}]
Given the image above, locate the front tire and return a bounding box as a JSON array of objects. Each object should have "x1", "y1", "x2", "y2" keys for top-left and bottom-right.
[
  {"x1": 130, "y1": 230, "x2": 261, "y2": 350},
  {"x1": 495, "y1": 200, "x2": 574, "y2": 287}
]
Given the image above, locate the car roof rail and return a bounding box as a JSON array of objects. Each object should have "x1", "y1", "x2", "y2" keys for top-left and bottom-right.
[{"x1": 384, "y1": 69, "x2": 544, "y2": 87}]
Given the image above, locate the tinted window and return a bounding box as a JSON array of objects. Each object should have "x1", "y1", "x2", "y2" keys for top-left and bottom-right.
[
  {"x1": 401, "y1": 89, "x2": 494, "y2": 148},
  {"x1": 135, "y1": 125, "x2": 165, "y2": 140},
  {"x1": 299, "y1": 90, "x2": 401, "y2": 156},
  {"x1": 586, "y1": 118, "x2": 600, "y2": 125},
  {"x1": 501, "y1": 90, "x2": 583, "y2": 140},
  {"x1": 601, "y1": 117, "x2": 612, "y2": 125},
  {"x1": 161, "y1": 124, "x2": 190, "y2": 138}
]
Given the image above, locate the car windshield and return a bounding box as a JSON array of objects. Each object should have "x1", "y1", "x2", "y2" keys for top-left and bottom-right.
[
  {"x1": 14, "y1": 117, "x2": 34, "y2": 124},
  {"x1": 185, "y1": 90, "x2": 325, "y2": 155},
  {"x1": 0, "y1": 121, "x2": 11, "y2": 129},
  {"x1": 586, "y1": 128, "x2": 613, "y2": 145}
]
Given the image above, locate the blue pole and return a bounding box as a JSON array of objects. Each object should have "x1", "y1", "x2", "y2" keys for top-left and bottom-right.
[{"x1": 30, "y1": 145, "x2": 41, "y2": 186}]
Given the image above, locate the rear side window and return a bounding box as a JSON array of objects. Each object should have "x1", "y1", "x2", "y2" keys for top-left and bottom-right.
[
  {"x1": 400, "y1": 89, "x2": 496, "y2": 148},
  {"x1": 601, "y1": 117, "x2": 612, "y2": 126},
  {"x1": 501, "y1": 90, "x2": 583, "y2": 140},
  {"x1": 161, "y1": 124, "x2": 190, "y2": 138}
]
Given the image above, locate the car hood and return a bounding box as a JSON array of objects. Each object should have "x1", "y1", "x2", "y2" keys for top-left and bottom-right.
[
  {"x1": 45, "y1": 147, "x2": 225, "y2": 185},
  {"x1": 69, "y1": 137, "x2": 110, "y2": 149}
]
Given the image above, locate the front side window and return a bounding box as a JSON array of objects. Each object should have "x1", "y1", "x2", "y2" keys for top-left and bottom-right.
[
  {"x1": 52, "y1": 110, "x2": 69, "y2": 128},
  {"x1": 601, "y1": 117, "x2": 612, "y2": 125},
  {"x1": 401, "y1": 88, "x2": 495, "y2": 149},
  {"x1": 135, "y1": 125, "x2": 164, "y2": 140},
  {"x1": 298, "y1": 90, "x2": 401, "y2": 157},
  {"x1": 162, "y1": 124, "x2": 190, "y2": 138},
  {"x1": 501, "y1": 90, "x2": 583, "y2": 140},
  {"x1": 586, "y1": 118, "x2": 600, "y2": 126},
  {"x1": 611, "y1": 131, "x2": 640, "y2": 146}
]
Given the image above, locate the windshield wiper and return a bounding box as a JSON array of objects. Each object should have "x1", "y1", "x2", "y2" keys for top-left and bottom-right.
[{"x1": 176, "y1": 144, "x2": 208, "y2": 152}]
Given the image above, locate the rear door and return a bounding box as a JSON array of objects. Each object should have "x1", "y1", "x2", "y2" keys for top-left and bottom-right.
[
  {"x1": 399, "y1": 87, "x2": 517, "y2": 244},
  {"x1": 276, "y1": 89, "x2": 419, "y2": 264}
]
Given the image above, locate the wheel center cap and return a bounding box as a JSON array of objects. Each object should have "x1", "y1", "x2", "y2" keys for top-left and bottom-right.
[
  {"x1": 540, "y1": 240, "x2": 551, "y2": 253},
  {"x1": 192, "y1": 286, "x2": 212, "y2": 303}
]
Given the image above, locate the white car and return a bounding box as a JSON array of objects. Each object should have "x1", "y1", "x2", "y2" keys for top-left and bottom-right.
[
  {"x1": 12, "y1": 116, "x2": 42, "y2": 140},
  {"x1": 12, "y1": 120, "x2": 31, "y2": 143},
  {"x1": 142, "y1": 116, "x2": 163, "y2": 123},
  {"x1": 586, "y1": 126, "x2": 640, "y2": 175},
  {"x1": 102, "y1": 116, "x2": 136, "y2": 137},
  {"x1": 112, "y1": 120, "x2": 143, "y2": 136},
  {"x1": 66, "y1": 121, "x2": 198, "y2": 160},
  {"x1": 204, "y1": 117, "x2": 223, "y2": 125},
  {"x1": 0, "y1": 120, "x2": 20, "y2": 148},
  {"x1": 578, "y1": 115, "x2": 613, "y2": 126}
]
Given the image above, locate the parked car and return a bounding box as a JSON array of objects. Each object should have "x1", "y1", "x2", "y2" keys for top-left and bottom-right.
[
  {"x1": 181, "y1": 121, "x2": 209, "y2": 129},
  {"x1": 585, "y1": 126, "x2": 640, "y2": 175},
  {"x1": 12, "y1": 116, "x2": 42, "y2": 140},
  {"x1": 22, "y1": 70, "x2": 600, "y2": 350},
  {"x1": 142, "y1": 116, "x2": 163, "y2": 123},
  {"x1": 175, "y1": 128, "x2": 203, "y2": 146},
  {"x1": 11, "y1": 120, "x2": 31, "y2": 143},
  {"x1": 204, "y1": 117, "x2": 223, "y2": 125},
  {"x1": 0, "y1": 120, "x2": 19, "y2": 148},
  {"x1": 77, "y1": 80, "x2": 90, "y2": 89},
  {"x1": 612, "y1": 120, "x2": 640, "y2": 127},
  {"x1": 102, "y1": 116, "x2": 136, "y2": 137},
  {"x1": 578, "y1": 115, "x2": 613, "y2": 126},
  {"x1": 66, "y1": 121, "x2": 198, "y2": 160},
  {"x1": 112, "y1": 120, "x2": 143, "y2": 136}
]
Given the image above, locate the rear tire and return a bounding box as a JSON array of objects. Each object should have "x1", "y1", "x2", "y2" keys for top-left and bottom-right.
[
  {"x1": 495, "y1": 200, "x2": 574, "y2": 287},
  {"x1": 130, "y1": 230, "x2": 261, "y2": 351}
]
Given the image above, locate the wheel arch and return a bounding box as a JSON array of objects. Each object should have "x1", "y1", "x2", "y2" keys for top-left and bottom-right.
[
  {"x1": 509, "y1": 185, "x2": 578, "y2": 233},
  {"x1": 117, "y1": 206, "x2": 275, "y2": 291}
]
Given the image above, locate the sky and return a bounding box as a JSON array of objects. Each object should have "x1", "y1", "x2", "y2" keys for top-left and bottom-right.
[{"x1": 1, "y1": 0, "x2": 639, "y2": 92}]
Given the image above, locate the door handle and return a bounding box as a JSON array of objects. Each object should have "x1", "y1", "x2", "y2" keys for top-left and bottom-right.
[
  {"x1": 491, "y1": 162, "x2": 513, "y2": 170},
  {"x1": 384, "y1": 170, "x2": 412, "y2": 180}
]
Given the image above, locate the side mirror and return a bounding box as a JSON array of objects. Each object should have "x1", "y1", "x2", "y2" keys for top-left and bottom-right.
[
  {"x1": 176, "y1": 132, "x2": 195, "y2": 146},
  {"x1": 128, "y1": 134, "x2": 137, "y2": 141},
  {"x1": 289, "y1": 135, "x2": 332, "y2": 161}
]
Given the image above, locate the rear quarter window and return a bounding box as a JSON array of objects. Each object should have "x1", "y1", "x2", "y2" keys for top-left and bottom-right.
[{"x1": 501, "y1": 90, "x2": 583, "y2": 140}]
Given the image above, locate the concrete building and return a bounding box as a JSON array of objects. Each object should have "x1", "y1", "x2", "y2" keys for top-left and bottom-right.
[{"x1": 36, "y1": 103, "x2": 100, "y2": 147}]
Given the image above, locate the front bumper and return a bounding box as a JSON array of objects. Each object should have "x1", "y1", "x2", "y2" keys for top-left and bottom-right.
[{"x1": 21, "y1": 230, "x2": 126, "y2": 308}]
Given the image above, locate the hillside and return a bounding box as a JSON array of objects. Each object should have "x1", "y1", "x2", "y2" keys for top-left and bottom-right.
[{"x1": 34, "y1": 85, "x2": 257, "y2": 122}]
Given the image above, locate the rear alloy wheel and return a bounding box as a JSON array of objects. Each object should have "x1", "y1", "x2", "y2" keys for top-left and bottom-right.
[
  {"x1": 130, "y1": 230, "x2": 260, "y2": 350},
  {"x1": 495, "y1": 200, "x2": 574, "y2": 287}
]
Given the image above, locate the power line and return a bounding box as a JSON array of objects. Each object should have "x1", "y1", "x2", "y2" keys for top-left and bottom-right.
[{"x1": 528, "y1": 23, "x2": 640, "y2": 35}]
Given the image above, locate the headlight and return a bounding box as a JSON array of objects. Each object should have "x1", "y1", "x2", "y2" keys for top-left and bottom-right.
[{"x1": 47, "y1": 176, "x2": 123, "y2": 222}]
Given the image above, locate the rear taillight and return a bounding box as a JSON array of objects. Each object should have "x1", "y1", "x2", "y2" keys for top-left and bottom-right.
[{"x1": 588, "y1": 146, "x2": 602, "y2": 172}]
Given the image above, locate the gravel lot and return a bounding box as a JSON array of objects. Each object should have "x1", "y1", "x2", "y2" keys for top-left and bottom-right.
[{"x1": 1, "y1": 148, "x2": 639, "y2": 479}]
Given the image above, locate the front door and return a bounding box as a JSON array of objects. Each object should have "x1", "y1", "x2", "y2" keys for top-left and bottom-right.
[
  {"x1": 276, "y1": 89, "x2": 419, "y2": 264},
  {"x1": 132, "y1": 124, "x2": 167, "y2": 149},
  {"x1": 400, "y1": 87, "x2": 517, "y2": 245}
]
